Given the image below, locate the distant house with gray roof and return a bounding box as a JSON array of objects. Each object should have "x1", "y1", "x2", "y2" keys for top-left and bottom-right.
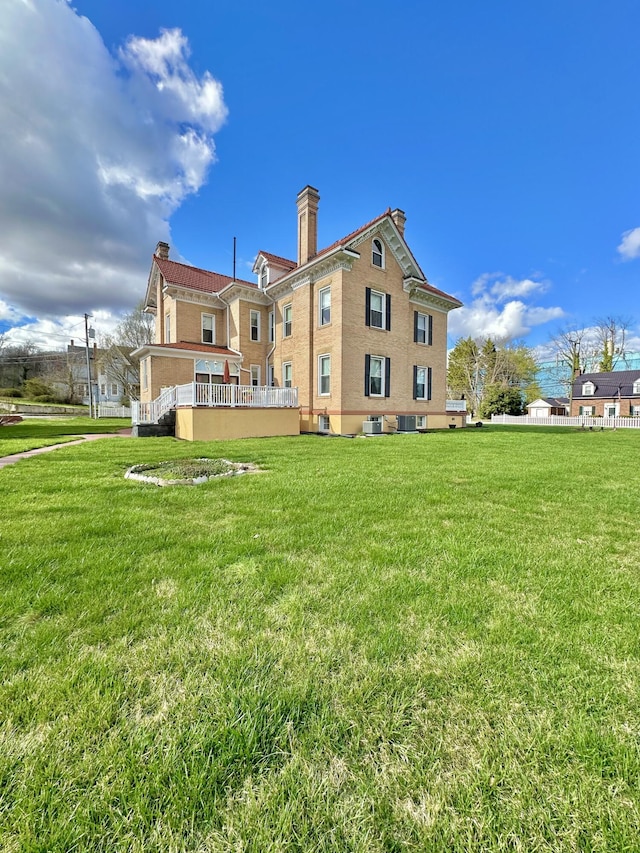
[{"x1": 571, "y1": 370, "x2": 640, "y2": 417}]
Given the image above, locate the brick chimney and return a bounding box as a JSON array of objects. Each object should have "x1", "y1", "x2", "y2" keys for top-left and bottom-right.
[
  {"x1": 155, "y1": 241, "x2": 170, "y2": 259},
  {"x1": 391, "y1": 209, "x2": 406, "y2": 237},
  {"x1": 296, "y1": 186, "x2": 320, "y2": 266}
]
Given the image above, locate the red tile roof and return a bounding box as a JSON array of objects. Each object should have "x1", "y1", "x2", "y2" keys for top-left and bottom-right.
[
  {"x1": 257, "y1": 250, "x2": 296, "y2": 270},
  {"x1": 150, "y1": 342, "x2": 239, "y2": 356},
  {"x1": 316, "y1": 209, "x2": 392, "y2": 258},
  {"x1": 154, "y1": 256, "x2": 256, "y2": 293}
]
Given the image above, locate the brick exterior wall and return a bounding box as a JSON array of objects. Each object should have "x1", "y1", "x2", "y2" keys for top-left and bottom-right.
[{"x1": 140, "y1": 216, "x2": 460, "y2": 432}]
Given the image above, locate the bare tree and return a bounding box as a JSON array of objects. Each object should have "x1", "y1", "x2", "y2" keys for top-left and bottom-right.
[
  {"x1": 591, "y1": 315, "x2": 633, "y2": 372},
  {"x1": 99, "y1": 302, "x2": 154, "y2": 401}
]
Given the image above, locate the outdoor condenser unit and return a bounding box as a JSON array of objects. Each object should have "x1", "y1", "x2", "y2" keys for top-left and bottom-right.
[
  {"x1": 396, "y1": 415, "x2": 416, "y2": 432},
  {"x1": 362, "y1": 420, "x2": 382, "y2": 434}
]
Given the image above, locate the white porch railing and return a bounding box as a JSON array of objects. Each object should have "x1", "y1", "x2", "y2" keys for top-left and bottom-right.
[
  {"x1": 491, "y1": 414, "x2": 640, "y2": 429},
  {"x1": 132, "y1": 383, "x2": 299, "y2": 425}
]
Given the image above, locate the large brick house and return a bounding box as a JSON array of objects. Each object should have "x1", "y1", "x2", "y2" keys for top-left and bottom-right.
[
  {"x1": 571, "y1": 370, "x2": 640, "y2": 417},
  {"x1": 134, "y1": 186, "x2": 463, "y2": 439}
]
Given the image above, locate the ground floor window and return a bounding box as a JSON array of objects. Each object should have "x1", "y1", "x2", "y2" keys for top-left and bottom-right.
[
  {"x1": 318, "y1": 354, "x2": 330, "y2": 395},
  {"x1": 250, "y1": 365, "x2": 260, "y2": 386},
  {"x1": 416, "y1": 415, "x2": 426, "y2": 428}
]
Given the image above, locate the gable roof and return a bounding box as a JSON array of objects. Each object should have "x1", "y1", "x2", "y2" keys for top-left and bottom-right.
[
  {"x1": 572, "y1": 370, "x2": 640, "y2": 398},
  {"x1": 154, "y1": 256, "x2": 256, "y2": 294}
]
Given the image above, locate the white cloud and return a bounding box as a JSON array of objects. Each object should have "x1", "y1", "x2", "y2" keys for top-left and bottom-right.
[
  {"x1": 0, "y1": 1, "x2": 227, "y2": 345},
  {"x1": 617, "y1": 227, "x2": 640, "y2": 260},
  {"x1": 449, "y1": 272, "x2": 564, "y2": 342}
]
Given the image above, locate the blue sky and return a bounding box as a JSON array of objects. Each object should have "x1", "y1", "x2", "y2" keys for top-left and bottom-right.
[{"x1": 1, "y1": 0, "x2": 639, "y2": 353}]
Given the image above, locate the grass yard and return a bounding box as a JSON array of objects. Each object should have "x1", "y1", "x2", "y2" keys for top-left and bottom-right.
[
  {"x1": 1, "y1": 425, "x2": 639, "y2": 851},
  {"x1": 0, "y1": 417, "x2": 128, "y2": 456}
]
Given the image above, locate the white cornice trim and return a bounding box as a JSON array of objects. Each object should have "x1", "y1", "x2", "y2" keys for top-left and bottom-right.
[
  {"x1": 163, "y1": 285, "x2": 226, "y2": 307},
  {"x1": 133, "y1": 344, "x2": 244, "y2": 362},
  {"x1": 349, "y1": 218, "x2": 424, "y2": 280},
  {"x1": 406, "y1": 282, "x2": 461, "y2": 313},
  {"x1": 266, "y1": 247, "x2": 358, "y2": 299}
]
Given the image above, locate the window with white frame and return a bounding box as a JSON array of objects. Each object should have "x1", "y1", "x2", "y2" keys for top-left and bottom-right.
[
  {"x1": 110, "y1": 383, "x2": 118, "y2": 396},
  {"x1": 634, "y1": 379, "x2": 640, "y2": 394},
  {"x1": 365, "y1": 288, "x2": 390, "y2": 330},
  {"x1": 582, "y1": 381, "x2": 595, "y2": 396},
  {"x1": 268, "y1": 311, "x2": 275, "y2": 343},
  {"x1": 202, "y1": 313, "x2": 215, "y2": 344},
  {"x1": 319, "y1": 286, "x2": 331, "y2": 326},
  {"x1": 250, "y1": 310, "x2": 260, "y2": 342},
  {"x1": 250, "y1": 365, "x2": 260, "y2": 387},
  {"x1": 318, "y1": 354, "x2": 331, "y2": 395},
  {"x1": 416, "y1": 415, "x2": 426, "y2": 429},
  {"x1": 283, "y1": 362, "x2": 292, "y2": 388},
  {"x1": 141, "y1": 359, "x2": 148, "y2": 391},
  {"x1": 260, "y1": 265, "x2": 268, "y2": 290},
  {"x1": 267, "y1": 365, "x2": 275, "y2": 387},
  {"x1": 631, "y1": 405, "x2": 640, "y2": 416},
  {"x1": 283, "y1": 303, "x2": 292, "y2": 337},
  {"x1": 318, "y1": 415, "x2": 330, "y2": 432},
  {"x1": 413, "y1": 366, "x2": 432, "y2": 400},
  {"x1": 365, "y1": 354, "x2": 390, "y2": 397},
  {"x1": 579, "y1": 405, "x2": 595, "y2": 415},
  {"x1": 414, "y1": 311, "x2": 433, "y2": 345},
  {"x1": 372, "y1": 238, "x2": 384, "y2": 268},
  {"x1": 100, "y1": 383, "x2": 106, "y2": 397},
  {"x1": 164, "y1": 313, "x2": 171, "y2": 343}
]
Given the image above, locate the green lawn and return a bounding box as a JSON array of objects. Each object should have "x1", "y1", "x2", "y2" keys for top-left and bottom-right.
[
  {"x1": 1, "y1": 426, "x2": 639, "y2": 851},
  {"x1": 0, "y1": 417, "x2": 128, "y2": 456}
]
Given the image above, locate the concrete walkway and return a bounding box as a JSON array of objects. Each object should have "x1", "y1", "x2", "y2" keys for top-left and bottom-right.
[{"x1": 0, "y1": 429, "x2": 132, "y2": 470}]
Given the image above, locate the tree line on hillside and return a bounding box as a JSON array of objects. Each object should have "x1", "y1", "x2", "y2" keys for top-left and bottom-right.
[{"x1": 0, "y1": 303, "x2": 153, "y2": 404}]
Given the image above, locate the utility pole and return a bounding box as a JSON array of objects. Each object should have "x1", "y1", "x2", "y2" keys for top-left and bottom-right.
[{"x1": 84, "y1": 313, "x2": 94, "y2": 418}]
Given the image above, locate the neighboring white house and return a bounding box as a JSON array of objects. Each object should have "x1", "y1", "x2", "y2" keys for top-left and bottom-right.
[{"x1": 526, "y1": 397, "x2": 570, "y2": 417}]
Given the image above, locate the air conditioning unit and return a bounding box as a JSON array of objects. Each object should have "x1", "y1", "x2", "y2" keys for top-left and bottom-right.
[
  {"x1": 396, "y1": 415, "x2": 416, "y2": 432},
  {"x1": 362, "y1": 420, "x2": 382, "y2": 434}
]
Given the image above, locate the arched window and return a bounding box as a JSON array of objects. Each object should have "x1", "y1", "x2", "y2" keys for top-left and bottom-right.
[{"x1": 372, "y1": 238, "x2": 384, "y2": 268}]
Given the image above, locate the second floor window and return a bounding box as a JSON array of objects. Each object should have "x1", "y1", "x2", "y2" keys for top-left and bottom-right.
[
  {"x1": 202, "y1": 313, "x2": 214, "y2": 344},
  {"x1": 250, "y1": 310, "x2": 260, "y2": 342},
  {"x1": 165, "y1": 313, "x2": 171, "y2": 343},
  {"x1": 582, "y1": 382, "x2": 595, "y2": 396},
  {"x1": 283, "y1": 303, "x2": 292, "y2": 337},
  {"x1": 365, "y1": 288, "x2": 391, "y2": 330},
  {"x1": 319, "y1": 287, "x2": 331, "y2": 326},
  {"x1": 414, "y1": 312, "x2": 433, "y2": 345},
  {"x1": 250, "y1": 365, "x2": 260, "y2": 386},
  {"x1": 283, "y1": 362, "x2": 292, "y2": 388}
]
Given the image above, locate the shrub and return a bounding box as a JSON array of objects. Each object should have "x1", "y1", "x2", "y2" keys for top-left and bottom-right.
[{"x1": 0, "y1": 388, "x2": 23, "y2": 398}]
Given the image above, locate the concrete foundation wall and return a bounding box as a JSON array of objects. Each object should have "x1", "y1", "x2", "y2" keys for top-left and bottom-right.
[{"x1": 175, "y1": 407, "x2": 300, "y2": 441}]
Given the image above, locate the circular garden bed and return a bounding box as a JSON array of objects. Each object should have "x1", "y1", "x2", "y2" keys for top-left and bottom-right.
[{"x1": 125, "y1": 458, "x2": 258, "y2": 486}]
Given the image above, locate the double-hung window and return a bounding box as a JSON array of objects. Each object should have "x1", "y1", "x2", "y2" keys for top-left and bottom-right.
[
  {"x1": 250, "y1": 365, "x2": 260, "y2": 387},
  {"x1": 283, "y1": 304, "x2": 292, "y2": 337},
  {"x1": 110, "y1": 382, "x2": 118, "y2": 397},
  {"x1": 164, "y1": 313, "x2": 171, "y2": 343},
  {"x1": 268, "y1": 311, "x2": 275, "y2": 343},
  {"x1": 202, "y1": 313, "x2": 214, "y2": 344},
  {"x1": 365, "y1": 355, "x2": 390, "y2": 397},
  {"x1": 414, "y1": 311, "x2": 433, "y2": 345},
  {"x1": 365, "y1": 288, "x2": 390, "y2": 330},
  {"x1": 318, "y1": 354, "x2": 331, "y2": 395},
  {"x1": 250, "y1": 310, "x2": 260, "y2": 342},
  {"x1": 582, "y1": 382, "x2": 595, "y2": 396},
  {"x1": 413, "y1": 366, "x2": 432, "y2": 400},
  {"x1": 372, "y1": 238, "x2": 384, "y2": 268},
  {"x1": 319, "y1": 287, "x2": 331, "y2": 326},
  {"x1": 283, "y1": 362, "x2": 292, "y2": 388}
]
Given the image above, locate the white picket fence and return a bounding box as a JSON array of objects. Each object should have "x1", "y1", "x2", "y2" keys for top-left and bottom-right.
[
  {"x1": 97, "y1": 404, "x2": 131, "y2": 419},
  {"x1": 491, "y1": 414, "x2": 640, "y2": 429}
]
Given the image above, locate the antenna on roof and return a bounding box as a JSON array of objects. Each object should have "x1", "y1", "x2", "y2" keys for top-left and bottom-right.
[{"x1": 233, "y1": 237, "x2": 236, "y2": 281}]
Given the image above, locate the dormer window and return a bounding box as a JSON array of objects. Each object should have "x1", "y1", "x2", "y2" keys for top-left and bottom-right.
[
  {"x1": 582, "y1": 381, "x2": 595, "y2": 396},
  {"x1": 260, "y1": 264, "x2": 268, "y2": 290},
  {"x1": 634, "y1": 379, "x2": 640, "y2": 395},
  {"x1": 372, "y1": 238, "x2": 384, "y2": 268}
]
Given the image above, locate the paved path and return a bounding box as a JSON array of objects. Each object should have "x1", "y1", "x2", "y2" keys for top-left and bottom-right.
[{"x1": 0, "y1": 429, "x2": 132, "y2": 470}]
